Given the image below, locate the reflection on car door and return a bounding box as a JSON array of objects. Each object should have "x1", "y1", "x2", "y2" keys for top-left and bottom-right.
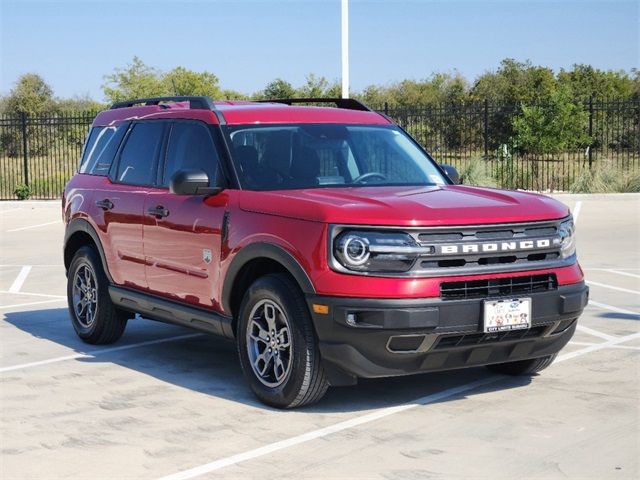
[
  {"x1": 143, "y1": 121, "x2": 228, "y2": 311},
  {"x1": 100, "y1": 121, "x2": 165, "y2": 290}
]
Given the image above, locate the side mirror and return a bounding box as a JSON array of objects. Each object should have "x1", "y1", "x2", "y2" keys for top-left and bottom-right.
[
  {"x1": 170, "y1": 169, "x2": 222, "y2": 195},
  {"x1": 440, "y1": 165, "x2": 462, "y2": 185}
]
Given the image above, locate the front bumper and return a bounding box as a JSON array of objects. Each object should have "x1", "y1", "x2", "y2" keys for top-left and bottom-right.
[{"x1": 307, "y1": 282, "x2": 589, "y2": 385}]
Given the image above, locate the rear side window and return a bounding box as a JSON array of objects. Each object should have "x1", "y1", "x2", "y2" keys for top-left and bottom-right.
[
  {"x1": 79, "y1": 124, "x2": 128, "y2": 175},
  {"x1": 162, "y1": 122, "x2": 220, "y2": 187},
  {"x1": 116, "y1": 122, "x2": 165, "y2": 186}
]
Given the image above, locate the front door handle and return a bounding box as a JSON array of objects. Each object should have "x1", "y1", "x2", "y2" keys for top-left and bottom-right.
[
  {"x1": 96, "y1": 199, "x2": 114, "y2": 210},
  {"x1": 147, "y1": 205, "x2": 170, "y2": 218}
]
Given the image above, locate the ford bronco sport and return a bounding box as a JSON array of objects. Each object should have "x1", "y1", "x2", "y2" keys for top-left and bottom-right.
[{"x1": 63, "y1": 96, "x2": 588, "y2": 408}]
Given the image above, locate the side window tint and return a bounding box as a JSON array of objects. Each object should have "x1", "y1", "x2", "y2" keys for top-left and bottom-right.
[
  {"x1": 116, "y1": 122, "x2": 164, "y2": 186},
  {"x1": 163, "y1": 122, "x2": 220, "y2": 187},
  {"x1": 79, "y1": 124, "x2": 128, "y2": 176}
]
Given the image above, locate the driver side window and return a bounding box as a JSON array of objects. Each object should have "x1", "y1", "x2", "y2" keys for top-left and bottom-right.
[{"x1": 162, "y1": 122, "x2": 221, "y2": 188}]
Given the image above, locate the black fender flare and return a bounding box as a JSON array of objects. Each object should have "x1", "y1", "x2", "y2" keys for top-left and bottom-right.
[
  {"x1": 64, "y1": 218, "x2": 113, "y2": 283},
  {"x1": 221, "y1": 242, "x2": 316, "y2": 315}
]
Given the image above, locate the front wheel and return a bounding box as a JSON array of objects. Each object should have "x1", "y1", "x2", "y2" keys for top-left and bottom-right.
[
  {"x1": 486, "y1": 353, "x2": 557, "y2": 375},
  {"x1": 237, "y1": 274, "x2": 328, "y2": 408}
]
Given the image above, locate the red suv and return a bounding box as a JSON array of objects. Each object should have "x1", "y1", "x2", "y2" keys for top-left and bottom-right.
[{"x1": 63, "y1": 96, "x2": 588, "y2": 408}]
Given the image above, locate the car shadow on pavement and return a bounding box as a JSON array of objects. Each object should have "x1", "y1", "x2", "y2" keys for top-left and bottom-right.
[{"x1": 3, "y1": 307, "x2": 532, "y2": 413}]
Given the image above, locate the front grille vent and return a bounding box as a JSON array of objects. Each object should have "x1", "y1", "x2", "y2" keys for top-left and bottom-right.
[
  {"x1": 434, "y1": 325, "x2": 547, "y2": 350},
  {"x1": 440, "y1": 273, "x2": 557, "y2": 300}
]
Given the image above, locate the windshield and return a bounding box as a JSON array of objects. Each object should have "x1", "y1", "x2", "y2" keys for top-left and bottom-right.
[{"x1": 225, "y1": 124, "x2": 447, "y2": 190}]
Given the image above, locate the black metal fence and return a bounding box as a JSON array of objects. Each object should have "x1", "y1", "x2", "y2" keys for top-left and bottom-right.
[{"x1": 0, "y1": 99, "x2": 638, "y2": 199}]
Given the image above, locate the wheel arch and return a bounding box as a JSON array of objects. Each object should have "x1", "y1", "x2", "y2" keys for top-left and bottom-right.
[
  {"x1": 64, "y1": 218, "x2": 113, "y2": 283},
  {"x1": 222, "y1": 243, "x2": 316, "y2": 332}
]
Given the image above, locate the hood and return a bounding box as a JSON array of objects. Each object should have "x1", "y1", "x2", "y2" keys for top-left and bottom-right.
[{"x1": 239, "y1": 185, "x2": 569, "y2": 226}]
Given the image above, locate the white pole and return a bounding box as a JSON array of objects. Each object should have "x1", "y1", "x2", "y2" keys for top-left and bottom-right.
[{"x1": 341, "y1": 0, "x2": 349, "y2": 99}]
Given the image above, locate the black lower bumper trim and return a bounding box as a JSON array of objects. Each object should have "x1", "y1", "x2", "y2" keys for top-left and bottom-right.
[{"x1": 307, "y1": 282, "x2": 588, "y2": 385}]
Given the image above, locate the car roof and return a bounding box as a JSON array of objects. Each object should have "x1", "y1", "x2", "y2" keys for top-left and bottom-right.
[{"x1": 92, "y1": 98, "x2": 392, "y2": 127}]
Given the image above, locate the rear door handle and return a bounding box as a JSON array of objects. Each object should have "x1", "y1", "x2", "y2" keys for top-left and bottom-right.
[
  {"x1": 96, "y1": 199, "x2": 114, "y2": 210},
  {"x1": 147, "y1": 205, "x2": 170, "y2": 218}
]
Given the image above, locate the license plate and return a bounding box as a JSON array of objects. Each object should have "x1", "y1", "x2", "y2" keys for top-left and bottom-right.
[{"x1": 483, "y1": 297, "x2": 531, "y2": 333}]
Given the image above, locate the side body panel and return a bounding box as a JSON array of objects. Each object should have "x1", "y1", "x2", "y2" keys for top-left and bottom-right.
[{"x1": 143, "y1": 189, "x2": 230, "y2": 310}]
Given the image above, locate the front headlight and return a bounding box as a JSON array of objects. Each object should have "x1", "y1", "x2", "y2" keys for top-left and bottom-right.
[
  {"x1": 558, "y1": 217, "x2": 576, "y2": 258},
  {"x1": 333, "y1": 230, "x2": 427, "y2": 273}
]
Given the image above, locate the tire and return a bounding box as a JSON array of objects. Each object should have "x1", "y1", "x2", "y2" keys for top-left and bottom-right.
[
  {"x1": 486, "y1": 353, "x2": 557, "y2": 376},
  {"x1": 237, "y1": 273, "x2": 329, "y2": 408},
  {"x1": 67, "y1": 245, "x2": 128, "y2": 345}
]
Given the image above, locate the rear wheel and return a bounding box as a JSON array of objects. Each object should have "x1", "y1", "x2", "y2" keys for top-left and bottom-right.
[
  {"x1": 67, "y1": 246, "x2": 128, "y2": 344},
  {"x1": 237, "y1": 274, "x2": 328, "y2": 408},
  {"x1": 486, "y1": 353, "x2": 557, "y2": 375}
]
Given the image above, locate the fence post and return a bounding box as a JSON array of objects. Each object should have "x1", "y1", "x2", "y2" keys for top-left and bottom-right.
[
  {"x1": 483, "y1": 99, "x2": 489, "y2": 158},
  {"x1": 588, "y1": 96, "x2": 593, "y2": 169},
  {"x1": 20, "y1": 112, "x2": 29, "y2": 186}
]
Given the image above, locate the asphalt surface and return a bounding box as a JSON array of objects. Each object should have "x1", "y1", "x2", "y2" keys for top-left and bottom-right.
[{"x1": 1, "y1": 194, "x2": 639, "y2": 480}]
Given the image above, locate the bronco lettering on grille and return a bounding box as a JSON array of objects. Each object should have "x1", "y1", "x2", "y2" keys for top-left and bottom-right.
[{"x1": 438, "y1": 238, "x2": 553, "y2": 255}]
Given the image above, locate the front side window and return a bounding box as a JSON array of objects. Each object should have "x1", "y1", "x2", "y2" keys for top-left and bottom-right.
[
  {"x1": 116, "y1": 122, "x2": 165, "y2": 186},
  {"x1": 162, "y1": 122, "x2": 220, "y2": 187},
  {"x1": 226, "y1": 124, "x2": 447, "y2": 191}
]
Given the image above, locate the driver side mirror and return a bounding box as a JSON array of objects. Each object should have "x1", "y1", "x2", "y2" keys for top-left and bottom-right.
[
  {"x1": 170, "y1": 169, "x2": 222, "y2": 195},
  {"x1": 440, "y1": 165, "x2": 462, "y2": 185}
]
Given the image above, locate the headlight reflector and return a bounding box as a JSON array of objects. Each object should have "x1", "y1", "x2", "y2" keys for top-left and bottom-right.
[
  {"x1": 558, "y1": 217, "x2": 576, "y2": 258},
  {"x1": 333, "y1": 230, "x2": 423, "y2": 273}
]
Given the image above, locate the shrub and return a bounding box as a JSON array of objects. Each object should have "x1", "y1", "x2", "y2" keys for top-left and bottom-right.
[
  {"x1": 459, "y1": 157, "x2": 497, "y2": 187},
  {"x1": 570, "y1": 161, "x2": 640, "y2": 193},
  {"x1": 13, "y1": 183, "x2": 32, "y2": 200}
]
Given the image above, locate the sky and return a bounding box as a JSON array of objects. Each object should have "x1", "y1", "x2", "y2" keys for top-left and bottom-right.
[{"x1": 1, "y1": 0, "x2": 638, "y2": 101}]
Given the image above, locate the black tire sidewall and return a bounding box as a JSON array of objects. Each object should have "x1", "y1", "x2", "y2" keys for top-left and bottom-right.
[
  {"x1": 237, "y1": 275, "x2": 316, "y2": 407},
  {"x1": 67, "y1": 246, "x2": 107, "y2": 339}
]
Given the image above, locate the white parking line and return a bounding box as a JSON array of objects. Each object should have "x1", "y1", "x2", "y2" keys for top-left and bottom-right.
[
  {"x1": 158, "y1": 328, "x2": 640, "y2": 480},
  {"x1": 0, "y1": 290, "x2": 65, "y2": 299},
  {"x1": 0, "y1": 333, "x2": 204, "y2": 373},
  {"x1": 157, "y1": 376, "x2": 501, "y2": 480},
  {"x1": 572, "y1": 200, "x2": 582, "y2": 223},
  {"x1": 588, "y1": 300, "x2": 639, "y2": 317},
  {"x1": 570, "y1": 341, "x2": 640, "y2": 351},
  {"x1": 6, "y1": 220, "x2": 61, "y2": 233},
  {"x1": 0, "y1": 298, "x2": 66, "y2": 310},
  {"x1": 587, "y1": 280, "x2": 640, "y2": 296},
  {"x1": 0, "y1": 208, "x2": 22, "y2": 214},
  {"x1": 0, "y1": 264, "x2": 60, "y2": 268},
  {"x1": 602, "y1": 269, "x2": 640, "y2": 279},
  {"x1": 576, "y1": 324, "x2": 617, "y2": 341},
  {"x1": 8, "y1": 266, "x2": 32, "y2": 293},
  {"x1": 556, "y1": 331, "x2": 640, "y2": 363}
]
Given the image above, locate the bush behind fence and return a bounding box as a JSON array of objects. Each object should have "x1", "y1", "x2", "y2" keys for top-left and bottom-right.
[{"x1": 0, "y1": 99, "x2": 638, "y2": 199}]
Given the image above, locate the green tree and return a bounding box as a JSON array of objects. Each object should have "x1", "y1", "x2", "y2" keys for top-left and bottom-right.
[
  {"x1": 298, "y1": 74, "x2": 340, "y2": 97},
  {"x1": 102, "y1": 56, "x2": 165, "y2": 102},
  {"x1": 471, "y1": 58, "x2": 557, "y2": 103},
  {"x1": 259, "y1": 78, "x2": 297, "y2": 99},
  {"x1": 3, "y1": 73, "x2": 55, "y2": 115},
  {"x1": 513, "y1": 86, "x2": 589, "y2": 155},
  {"x1": 557, "y1": 64, "x2": 635, "y2": 102},
  {"x1": 162, "y1": 66, "x2": 222, "y2": 98}
]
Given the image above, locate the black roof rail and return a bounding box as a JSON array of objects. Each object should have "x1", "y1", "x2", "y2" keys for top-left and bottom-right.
[
  {"x1": 109, "y1": 96, "x2": 226, "y2": 125},
  {"x1": 110, "y1": 96, "x2": 215, "y2": 111},
  {"x1": 258, "y1": 98, "x2": 372, "y2": 112}
]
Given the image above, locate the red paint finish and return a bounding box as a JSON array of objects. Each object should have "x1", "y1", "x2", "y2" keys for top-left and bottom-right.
[
  {"x1": 64, "y1": 100, "x2": 584, "y2": 320},
  {"x1": 143, "y1": 188, "x2": 230, "y2": 309},
  {"x1": 238, "y1": 185, "x2": 569, "y2": 226},
  {"x1": 66, "y1": 175, "x2": 148, "y2": 290},
  {"x1": 216, "y1": 104, "x2": 390, "y2": 125}
]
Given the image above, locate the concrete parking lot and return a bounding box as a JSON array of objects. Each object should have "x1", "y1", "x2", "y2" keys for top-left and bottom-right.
[{"x1": 1, "y1": 194, "x2": 639, "y2": 480}]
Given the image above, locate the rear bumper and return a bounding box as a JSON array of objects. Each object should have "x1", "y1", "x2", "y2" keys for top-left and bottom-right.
[{"x1": 307, "y1": 282, "x2": 588, "y2": 385}]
